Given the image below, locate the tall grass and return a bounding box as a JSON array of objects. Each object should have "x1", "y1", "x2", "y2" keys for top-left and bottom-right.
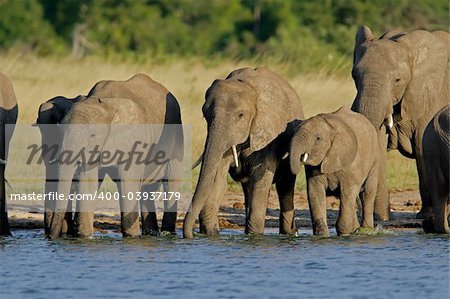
[{"x1": 0, "y1": 54, "x2": 418, "y2": 192}]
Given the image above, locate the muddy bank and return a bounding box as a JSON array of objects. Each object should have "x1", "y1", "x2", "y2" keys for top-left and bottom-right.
[{"x1": 9, "y1": 190, "x2": 422, "y2": 231}]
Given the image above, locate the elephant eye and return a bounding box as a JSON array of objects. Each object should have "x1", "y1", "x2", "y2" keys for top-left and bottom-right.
[
  {"x1": 316, "y1": 136, "x2": 321, "y2": 141},
  {"x1": 238, "y1": 112, "x2": 244, "y2": 119},
  {"x1": 395, "y1": 78, "x2": 401, "y2": 82}
]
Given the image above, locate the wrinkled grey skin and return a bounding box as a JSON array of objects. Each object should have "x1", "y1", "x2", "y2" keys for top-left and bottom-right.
[
  {"x1": 48, "y1": 74, "x2": 183, "y2": 239},
  {"x1": 0, "y1": 73, "x2": 18, "y2": 236},
  {"x1": 351, "y1": 25, "x2": 449, "y2": 220},
  {"x1": 422, "y1": 105, "x2": 450, "y2": 234},
  {"x1": 183, "y1": 67, "x2": 304, "y2": 238},
  {"x1": 290, "y1": 107, "x2": 379, "y2": 236},
  {"x1": 35, "y1": 95, "x2": 120, "y2": 236}
]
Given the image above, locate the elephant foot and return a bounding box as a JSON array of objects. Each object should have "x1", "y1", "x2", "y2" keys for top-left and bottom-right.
[
  {"x1": 313, "y1": 219, "x2": 329, "y2": 237},
  {"x1": 416, "y1": 206, "x2": 433, "y2": 219},
  {"x1": 422, "y1": 218, "x2": 435, "y2": 233},
  {"x1": 160, "y1": 230, "x2": 177, "y2": 237},
  {"x1": 206, "y1": 229, "x2": 220, "y2": 237},
  {"x1": 142, "y1": 229, "x2": 160, "y2": 237},
  {"x1": 280, "y1": 229, "x2": 298, "y2": 237},
  {"x1": 122, "y1": 231, "x2": 140, "y2": 238},
  {"x1": 374, "y1": 212, "x2": 390, "y2": 221}
]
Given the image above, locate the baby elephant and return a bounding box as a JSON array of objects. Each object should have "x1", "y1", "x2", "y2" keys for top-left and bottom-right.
[
  {"x1": 422, "y1": 105, "x2": 449, "y2": 234},
  {"x1": 289, "y1": 107, "x2": 379, "y2": 236}
]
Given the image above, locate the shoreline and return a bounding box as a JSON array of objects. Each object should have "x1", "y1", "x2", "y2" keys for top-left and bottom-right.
[{"x1": 8, "y1": 190, "x2": 423, "y2": 231}]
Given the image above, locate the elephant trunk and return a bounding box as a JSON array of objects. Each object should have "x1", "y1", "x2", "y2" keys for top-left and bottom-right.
[
  {"x1": 48, "y1": 163, "x2": 77, "y2": 239},
  {"x1": 352, "y1": 83, "x2": 392, "y2": 131},
  {"x1": 44, "y1": 163, "x2": 58, "y2": 234},
  {"x1": 48, "y1": 134, "x2": 83, "y2": 239},
  {"x1": 290, "y1": 132, "x2": 308, "y2": 175},
  {"x1": 184, "y1": 127, "x2": 228, "y2": 238}
]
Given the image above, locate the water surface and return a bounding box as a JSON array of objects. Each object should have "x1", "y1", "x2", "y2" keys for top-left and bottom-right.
[{"x1": 0, "y1": 229, "x2": 448, "y2": 298}]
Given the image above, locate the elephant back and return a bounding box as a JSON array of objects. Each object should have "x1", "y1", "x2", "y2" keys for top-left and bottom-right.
[
  {"x1": 0, "y1": 73, "x2": 18, "y2": 111},
  {"x1": 87, "y1": 73, "x2": 178, "y2": 125}
]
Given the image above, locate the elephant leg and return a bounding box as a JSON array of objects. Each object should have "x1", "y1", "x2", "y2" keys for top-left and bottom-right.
[
  {"x1": 361, "y1": 170, "x2": 377, "y2": 229},
  {"x1": 75, "y1": 166, "x2": 97, "y2": 238},
  {"x1": 428, "y1": 165, "x2": 449, "y2": 233},
  {"x1": 276, "y1": 173, "x2": 297, "y2": 235},
  {"x1": 162, "y1": 162, "x2": 182, "y2": 234},
  {"x1": 119, "y1": 179, "x2": 141, "y2": 237},
  {"x1": 242, "y1": 182, "x2": 250, "y2": 227},
  {"x1": 337, "y1": 184, "x2": 360, "y2": 236},
  {"x1": 374, "y1": 127, "x2": 390, "y2": 221},
  {"x1": 432, "y1": 194, "x2": 449, "y2": 234},
  {"x1": 245, "y1": 171, "x2": 273, "y2": 235},
  {"x1": 307, "y1": 176, "x2": 329, "y2": 236},
  {"x1": 415, "y1": 154, "x2": 433, "y2": 219},
  {"x1": 140, "y1": 182, "x2": 160, "y2": 236}
]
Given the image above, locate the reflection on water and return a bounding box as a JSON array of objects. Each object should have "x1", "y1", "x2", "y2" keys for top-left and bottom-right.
[{"x1": 0, "y1": 229, "x2": 448, "y2": 298}]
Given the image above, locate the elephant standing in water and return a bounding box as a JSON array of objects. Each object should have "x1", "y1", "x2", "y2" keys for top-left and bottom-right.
[
  {"x1": 184, "y1": 67, "x2": 304, "y2": 238},
  {"x1": 35, "y1": 95, "x2": 83, "y2": 235},
  {"x1": 35, "y1": 95, "x2": 120, "y2": 236},
  {"x1": 351, "y1": 26, "x2": 449, "y2": 220},
  {"x1": 422, "y1": 106, "x2": 450, "y2": 234},
  {"x1": 289, "y1": 107, "x2": 379, "y2": 236},
  {"x1": 0, "y1": 73, "x2": 18, "y2": 236},
  {"x1": 48, "y1": 74, "x2": 184, "y2": 239}
]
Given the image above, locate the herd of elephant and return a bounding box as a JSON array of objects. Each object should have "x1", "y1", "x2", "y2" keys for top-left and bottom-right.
[{"x1": 0, "y1": 26, "x2": 448, "y2": 239}]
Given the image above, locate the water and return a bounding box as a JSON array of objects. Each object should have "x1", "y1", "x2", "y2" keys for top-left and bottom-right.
[{"x1": 0, "y1": 229, "x2": 448, "y2": 298}]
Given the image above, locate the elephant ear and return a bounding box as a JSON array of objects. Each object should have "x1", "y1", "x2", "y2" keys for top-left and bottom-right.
[
  {"x1": 228, "y1": 67, "x2": 304, "y2": 153},
  {"x1": 51, "y1": 98, "x2": 74, "y2": 124},
  {"x1": 320, "y1": 114, "x2": 358, "y2": 174},
  {"x1": 396, "y1": 31, "x2": 449, "y2": 121},
  {"x1": 354, "y1": 25, "x2": 374, "y2": 64}
]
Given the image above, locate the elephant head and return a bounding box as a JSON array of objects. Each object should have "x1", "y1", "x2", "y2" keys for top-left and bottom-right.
[
  {"x1": 35, "y1": 96, "x2": 85, "y2": 167},
  {"x1": 290, "y1": 108, "x2": 357, "y2": 175},
  {"x1": 183, "y1": 67, "x2": 303, "y2": 238},
  {"x1": 351, "y1": 25, "x2": 448, "y2": 146}
]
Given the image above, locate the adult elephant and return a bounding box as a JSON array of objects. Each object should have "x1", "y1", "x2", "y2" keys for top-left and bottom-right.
[
  {"x1": 422, "y1": 105, "x2": 450, "y2": 234},
  {"x1": 35, "y1": 95, "x2": 121, "y2": 236},
  {"x1": 48, "y1": 74, "x2": 184, "y2": 239},
  {"x1": 183, "y1": 67, "x2": 304, "y2": 238},
  {"x1": 351, "y1": 25, "x2": 449, "y2": 220},
  {"x1": 0, "y1": 73, "x2": 18, "y2": 236}
]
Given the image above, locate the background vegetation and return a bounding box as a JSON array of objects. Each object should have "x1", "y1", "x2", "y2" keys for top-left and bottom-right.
[
  {"x1": 1, "y1": 0, "x2": 448, "y2": 73},
  {"x1": 1, "y1": 0, "x2": 446, "y2": 192}
]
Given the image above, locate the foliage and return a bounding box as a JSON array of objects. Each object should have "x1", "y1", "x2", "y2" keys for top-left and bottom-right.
[{"x1": 0, "y1": 0, "x2": 448, "y2": 73}]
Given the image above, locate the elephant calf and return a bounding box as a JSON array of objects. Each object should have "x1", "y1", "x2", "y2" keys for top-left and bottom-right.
[
  {"x1": 289, "y1": 107, "x2": 379, "y2": 236},
  {"x1": 422, "y1": 105, "x2": 450, "y2": 234}
]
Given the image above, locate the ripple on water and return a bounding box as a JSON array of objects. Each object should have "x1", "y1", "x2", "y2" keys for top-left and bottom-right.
[{"x1": 0, "y1": 229, "x2": 448, "y2": 298}]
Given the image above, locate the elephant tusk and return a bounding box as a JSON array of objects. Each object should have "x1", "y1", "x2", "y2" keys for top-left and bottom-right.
[
  {"x1": 0, "y1": 158, "x2": 6, "y2": 165},
  {"x1": 191, "y1": 152, "x2": 204, "y2": 170},
  {"x1": 232, "y1": 145, "x2": 239, "y2": 168},
  {"x1": 302, "y1": 152, "x2": 309, "y2": 163},
  {"x1": 385, "y1": 114, "x2": 393, "y2": 129},
  {"x1": 282, "y1": 152, "x2": 289, "y2": 160}
]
